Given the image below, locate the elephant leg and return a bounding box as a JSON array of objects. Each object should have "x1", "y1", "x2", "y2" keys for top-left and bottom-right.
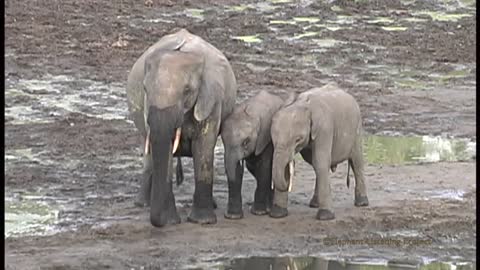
[
  {"x1": 301, "y1": 148, "x2": 319, "y2": 208},
  {"x1": 312, "y1": 140, "x2": 335, "y2": 220},
  {"x1": 187, "y1": 122, "x2": 218, "y2": 224},
  {"x1": 249, "y1": 145, "x2": 274, "y2": 215},
  {"x1": 175, "y1": 156, "x2": 184, "y2": 186},
  {"x1": 135, "y1": 144, "x2": 153, "y2": 207},
  {"x1": 174, "y1": 140, "x2": 217, "y2": 209},
  {"x1": 350, "y1": 136, "x2": 369, "y2": 207}
]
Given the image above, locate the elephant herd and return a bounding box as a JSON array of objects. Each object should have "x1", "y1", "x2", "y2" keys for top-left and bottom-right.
[{"x1": 126, "y1": 29, "x2": 369, "y2": 228}]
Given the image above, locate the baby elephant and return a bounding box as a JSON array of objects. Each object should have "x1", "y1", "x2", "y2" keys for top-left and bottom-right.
[
  {"x1": 269, "y1": 83, "x2": 369, "y2": 220},
  {"x1": 221, "y1": 90, "x2": 292, "y2": 219}
]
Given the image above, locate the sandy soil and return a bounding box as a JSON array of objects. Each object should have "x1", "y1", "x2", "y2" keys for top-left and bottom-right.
[{"x1": 4, "y1": 0, "x2": 476, "y2": 269}]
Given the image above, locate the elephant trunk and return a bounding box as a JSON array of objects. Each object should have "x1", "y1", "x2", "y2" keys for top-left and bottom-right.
[
  {"x1": 225, "y1": 149, "x2": 245, "y2": 185},
  {"x1": 272, "y1": 150, "x2": 295, "y2": 192},
  {"x1": 147, "y1": 105, "x2": 183, "y2": 227}
]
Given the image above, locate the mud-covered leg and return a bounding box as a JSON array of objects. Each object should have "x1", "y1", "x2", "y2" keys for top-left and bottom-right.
[
  {"x1": 351, "y1": 136, "x2": 369, "y2": 207},
  {"x1": 312, "y1": 140, "x2": 335, "y2": 220},
  {"x1": 250, "y1": 144, "x2": 274, "y2": 215},
  {"x1": 187, "y1": 120, "x2": 218, "y2": 224},
  {"x1": 300, "y1": 148, "x2": 319, "y2": 208}
]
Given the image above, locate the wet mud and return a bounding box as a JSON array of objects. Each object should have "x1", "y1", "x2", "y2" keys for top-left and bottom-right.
[{"x1": 4, "y1": 0, "x2": 476, "y2": 269}]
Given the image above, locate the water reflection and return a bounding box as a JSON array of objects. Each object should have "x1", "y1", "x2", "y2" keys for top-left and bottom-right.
[
  {"x1": 221, "y1": 257, "x2": 475, "y2": 270},
  {"x1": 363, "y1": 135, "x2": 475, "y2": 165}
]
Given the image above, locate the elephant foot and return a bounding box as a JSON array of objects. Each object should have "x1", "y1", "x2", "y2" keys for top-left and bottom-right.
[
  {"x1": 188, "y1": 207, "x2": 217, "y2": 224},
  {"x1": 150, "y1": 208, "x2": 181, "y2": 227},
  {"x1": 354, "y1": 195, "x2": 369, "y2": 207},
  {"x1": 316, "y1": 209, "x2": 335, "y2": 221},
  {"x1": 225, "y1": 199, "x2": 243, "y2": 219},
  {"x1": 225, "y1": 208, "x2": 244, "y2": 219},
  {"x1": 269, "y1": 204, "x2": 288, "y2": 218},
  {"x1": 309, "y1": 196, "x2": 319, "y2": 208},
  {"x1": 250, "y1": 201, "x2": 269, "y2": 216}
]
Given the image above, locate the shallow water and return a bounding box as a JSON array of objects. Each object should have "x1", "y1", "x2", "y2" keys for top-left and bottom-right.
[
  {"x1": 210, "y1": 256, "x2": 475, "y2": 270},
  {"x1": 5, "y1": 198, "x2": 60, "y2": 237},
  {"x1": 363, "y1": 135, "x2": 475, "y2": 165},
  {"x1": 5, "y1": 75, "x2": 127, "y2": 125}
]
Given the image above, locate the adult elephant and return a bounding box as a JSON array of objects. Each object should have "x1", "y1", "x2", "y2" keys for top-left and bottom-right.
[{"x1": 126, "y1": 29, "x2": 237, "y2": 227}]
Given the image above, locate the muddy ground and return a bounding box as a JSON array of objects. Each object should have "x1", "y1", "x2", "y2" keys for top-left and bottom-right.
[{"x1": 4, "y1": 0, "x2": 476, "y2": 269}]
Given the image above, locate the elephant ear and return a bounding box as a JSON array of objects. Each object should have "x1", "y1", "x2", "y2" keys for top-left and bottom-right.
[
  {"x1": 194, "y1": 62, "x2": 224, "y2": 122},
  {"x1": 245, "y1": 101, "x2": 275, "y2": 156},
  {"x1": 308, "y1": 100, "x2": 330, "y2": 141}
]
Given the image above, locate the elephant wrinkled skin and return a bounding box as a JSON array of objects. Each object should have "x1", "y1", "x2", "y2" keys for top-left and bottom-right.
[
  {"x1": 126, "y1": 29, "x2": 237, "y2": 227},
  {"x1": 269, "y1": 83, "x2": 369, "y2": 220}
]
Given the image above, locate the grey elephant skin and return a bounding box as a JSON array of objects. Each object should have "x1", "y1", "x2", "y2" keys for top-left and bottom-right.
[
  {"x1": 126, "y1": 29, "x2": 237, "y2": 227},
  {"x1": 269, "y1": 83, "x2": 369, "y2": 220},
  {"x1": 221, "y1": 90, "x2": 291, "y2": 219}
]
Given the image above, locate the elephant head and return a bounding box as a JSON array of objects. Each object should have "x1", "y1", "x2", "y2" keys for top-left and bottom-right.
[
  {"x1": 143, "y1": 48, "x2": 216, "y2": 226},
  {"x1": 270, "y1": 103, "x2": 313, "y2": 192},
  {"x1": 221, "y1": 103, "x2": 269, "y2": 185}
]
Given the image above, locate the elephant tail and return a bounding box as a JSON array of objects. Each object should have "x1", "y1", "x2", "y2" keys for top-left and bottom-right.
[
  {"x1": 176, "y1": 157, "x2": 184, "y2": 186},
  {"x1": 346, "y1": 160, "x2": 351, "y2": 189}
]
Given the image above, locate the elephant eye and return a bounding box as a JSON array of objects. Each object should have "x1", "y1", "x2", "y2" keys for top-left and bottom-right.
[
  {"x1": 242, "y1": 138, "x2": 250, "y2": 148},
  {"x1": 295, "y1": 137, "x2": 302, "y2": 143}
]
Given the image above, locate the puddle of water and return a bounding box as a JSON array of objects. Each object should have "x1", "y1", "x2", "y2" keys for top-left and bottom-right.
[
  {"x1": 428, "y1": 66, "x2": 472, "y2": 82},
  {"x1": 425, "y1": 189, "x2": 466, "y2": 201},
  {"x1": 225, "y1": 4, "x2": 251, "y2": 12},
  {"x1": 327, "y1": 15, "x2": 356, "y2": 25},
  {"x1": 5, "y1": 198, "x2": 60, "y2": 238},
  {"x1": 293, "y1": 17, "x2": 320, "y2": 23},
  {"x1": 394, "y1": 78, "x2": 428, "y2": 89},
  {"x1": 231, "y1": 35, "x2": 262, "y2": 44},
  {"x1": 312, "y1": 38, "x2": 345, "y2": 47},
  {"x1": 314, "y1": 24, "x2": 345, "y2": 31},
  {"x1": 457, "y1": 0, "x2": 476, "y2": 8},
  {"x1": 363, "y1": 135, "x2": 476, "y2": 165},
  {"x1": 145, "y1": 18, "x2": 175, "y2": 24},
  {"x1": 366, "y1": 17, "x2": 395, "y2": 24},
  {"x1": 5, "y1": 75, "x2": 127, "y2": 125},
  {"x1": 269, "y1": 19, "x2": 297, "y2": 25},
  {"x1": 5, "y1": 148, "x2": 82, "y2": 170},
  {"x1": 293, "y1": 31, "x2": 320, "y2": 39},
  {"x1": 331, "y1": 5, "x2": 343, "y2": 12},
  {"x1": 213, "y1": 256, "x2": 475, "y2": 270},
  {"x1": 184, "y1": 8, "x2": 204, "y2": 21},
  {"x1": 402, "y1": 17, "x2": 429, "y2": 23},
  {"x1": 412, "y1": 11, "x2": 472, "y2": 22},
  {"x1": 381, "y1": 26, "x2": 408, "y2": 31}
]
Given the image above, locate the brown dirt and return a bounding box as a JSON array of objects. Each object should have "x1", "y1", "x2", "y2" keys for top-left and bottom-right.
[{"x1": 4, "y1": 0, "x2": 476, "y2": 269}]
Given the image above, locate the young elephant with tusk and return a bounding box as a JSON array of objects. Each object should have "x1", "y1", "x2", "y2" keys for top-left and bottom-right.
[
  {"x1": 221, "y1": 90, "x2": 301, "y2": 219},
  {"x1": 269, "y1": 82, "x2": 369, "y2": 220}
]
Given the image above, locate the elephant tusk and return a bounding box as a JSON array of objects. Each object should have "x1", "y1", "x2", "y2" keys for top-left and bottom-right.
[
  {"x1": 288, "y1": 160, "x2": 295, "y2": 192},
  {"x1": 172, "y1": 128, "x2": 181, "y2": 154},
  {"x1": 144, "y1": 129, "x2": 150, "y2": 155}
]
